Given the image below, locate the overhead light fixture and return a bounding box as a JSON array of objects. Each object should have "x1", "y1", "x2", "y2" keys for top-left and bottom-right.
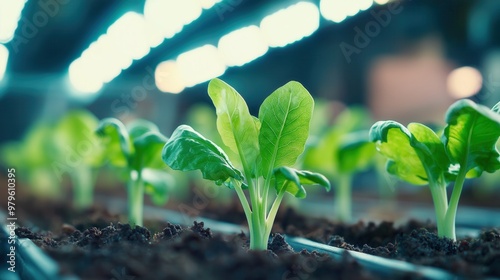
[
  {"x1": 218, "y1": 25, "x2": 268, "y2": 67},
  {"x1": 0, "y1": 44, "x2": 9, "y2": 81},
  {"x1": 155, "y1": 60, "x2": 185, "y2": 94},
  {"x1": 260, "y1": 2, "x2": 320, "y2": 48},
  {"x1": 447, "y1": 66, "x2": 483, "y2": 99},
  {"x1": 144, "y1": 0, "x2": 202, "y2": 40},
  {"x1": 177, "y1": 44, "x2": 226, "y2": 87},
  {"x1": 320, "y1": 0, "x2": 373, "y2": 23},
  {"x1": 0, "y1": 0, "x2": 27, "y2": 43}
]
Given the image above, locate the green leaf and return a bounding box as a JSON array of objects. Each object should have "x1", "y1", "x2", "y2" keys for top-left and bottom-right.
[
  {"x1": 162, "y1": 125, "x2": 243, "y2": 185},
  {"x1": 369, "y1": 121, "x2": 429, "y2": 185},
  {"x1": 208, "y1": 78, "x2": 260, "y2": 172},
  {"x1": 302, "y1": 106, "x2": 371, "y2": 177},
  {"x1": 127, "y1": 119, "x2": 160, "y2": 140},
  {"x1": 133, "y1": 131, "x2": 169, "y2": 170},
  {"x1": 258, "y1": 81, "x2": 313, "y2": 178},
  {"x1": 142, "y1": 168, "x2": 173, "y2": 205},
  {"x1": 443, "y1": 99, "x2": 500, "y2": 176},
  {"x1": 55, "y1": 110, "x2": 103, "y2": 166},
  {"x1": 337, "y1": 131, "x2": 376, "y2": 174},
  {"x1": 95, "y1": 118, "x2": 133, "y2": 167},
  {"x1": 273, "y1": 166, "x2": 331, "y2": 198}
]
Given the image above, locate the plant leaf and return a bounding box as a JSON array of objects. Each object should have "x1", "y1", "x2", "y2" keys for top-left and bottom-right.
[
  {"x1": 443, "y1": 99, "x2": 500, "y2": 176},
  {"x1": 273, "y1": 166, "x2": 330, "y2": 198},
  {"x1": 55, "y1": 110, "x2": 103, "y2": 166},
  {"x1": 127, "y1": 119, "x2": 160, "y2": 140},
  {"x1": 95, "y1": 118, "x2": 133, "y2": 167},
  {"x1": 302, "y1": 106, "x2": 370, "y2": 177},
  {"x1": 337, "y1": 131, "x2": 376, "y2": 174},
  {"x1": 162, "y1": 125, "x2": 243, "y2": 185},
  {"x1": 142, "y1": 168, "x2": 174, "y2": 205},
  {"x1": 369, "y1": 121, "x2": 429, "y2": 185},
  {"x1": 258, "y1": 81, "x2": 313, "y2": 178},
  {"x1": 133, "y1": 131, "x2": 169, "y2": 170},
  {"x1": 208, "y1": 78, "x2": 260, "y2": 173}
]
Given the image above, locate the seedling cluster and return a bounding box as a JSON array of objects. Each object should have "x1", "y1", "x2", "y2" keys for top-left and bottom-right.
[
  {"x1": 162, "y1": 79, "x2": 331, "y2": 250},
  {"x1": 370, "y1": 100, "x2": 500, "y2": 240}
]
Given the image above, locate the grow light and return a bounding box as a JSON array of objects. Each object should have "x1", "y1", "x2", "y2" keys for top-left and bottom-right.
[
  {"x1": 0, "y1": 44, "x2": 8, "y2": 81},
  {"x1": 260, "y1": 2, "x2": 320, "y2": 48},
  {"x1": 144, "y1": 0, "x2": 201, "y2": 41},
  {"x1": 68, "y1": 0, "x2": 220, "y2": 94},
  {"x1": 218, "y1": 25, "x2": 269, "y2": 67},
  {"x1": 177, "y1": 45, "x2": 226, "y2": 87},
  {"x1": 447, "y1": 66, "x2": 483, "y2": 98},
  {"x1": 320, "y1": 0, "x2": 373, "y2": 23},
  {"x1": 0, "y1": 0, "x2": 27, "y2": 43},
  {"x1": 155, "y1": 60, "x2": 185, "y2": 94}
]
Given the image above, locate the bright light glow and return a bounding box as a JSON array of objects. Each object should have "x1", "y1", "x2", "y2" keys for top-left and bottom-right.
[
  {"x1": 320, "y1": 0, "x2": 373, "y2": 23},
  {"x1": 68, "y1": 58, "x2": 104, "y2": 94},
  {"x1": 107, "y1": 12, "x2": 152, "y2": 60},
  {"x1": 177, "y1": 45, "x2": 226, "y2": 87},
  {"x1": 260, "y1": 2, "x2": 319, "y2": 48},
  {"x1": 218, "y1": 25, "x2": 268, "y2": 67},
  {"x1": 0, "y1": 0, "x2": 27, "y2": 43},
  {"x1": 144, "y1": 0, "x2": 202, "y2": 39},
  {"x1": 374, "y1": 0, "x2": 389, "y2": 5},
  {"x1": 196, "y1": 0, "x2": 222, "y2": 9},
  {"x1": 0, "y1": 44, "x2": 8, "y2": 81},
  {"x1": 447, "y1": 66, "x2": 483, "y2": 98},
  {"x1": 155, "y1": 60, "x2": 185, "y2": 94}
]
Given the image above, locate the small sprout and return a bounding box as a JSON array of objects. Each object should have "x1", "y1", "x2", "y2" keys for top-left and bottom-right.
[
  {"x1": 162, "y1": 78, "x2": 330, "y2": 250},
  {"x1": 1, "y1": 121, "x2": 61, "y2": 197},
  {"x1": 96, "y1": 118, "x2": 173, "y2": 227},
  {"x1": 370, "y1": 99, "x2": 500, "y2": 241},
  {"x1": 303, "y1": 107, "x2": 376, "y2": 222},
  {"x1": 53, "y1": 110, "x2": 103, "y2": 209}
]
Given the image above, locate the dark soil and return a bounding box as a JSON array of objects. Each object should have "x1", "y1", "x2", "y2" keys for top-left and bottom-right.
[
  {"x1": 199, "y1": 201, "x2": 500, "y2": 279},
  {"x1": 15, "y1": 221, "x2": 381, "y2": 280},
  {"x1": 5, "y1": 190, "x2": 500, "y2": 279}
]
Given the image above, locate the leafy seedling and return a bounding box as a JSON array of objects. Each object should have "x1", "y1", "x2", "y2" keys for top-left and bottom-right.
[
  {"x1": 163, "y1": 78, "x2": 330, "y2": 250},
  {"x1": 1, "y1": 120, "x2": 61, "y2": 197},
  {"x1": 52, "y1": 110, "x2": 104, "y2": 209},
  {"x1": 303, "y1": 107, "x2": 377, "y2": 221},
  {"x1": 370, "y1": 99, "x2": 500, "y2": 240},
  {"x1": 96, "y1": 118, "x2": 173, "y2": 227}
]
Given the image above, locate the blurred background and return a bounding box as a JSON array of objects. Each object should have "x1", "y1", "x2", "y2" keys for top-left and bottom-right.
[{"x1": 0, "y1": 0, "x2": 499, "y2": 143}]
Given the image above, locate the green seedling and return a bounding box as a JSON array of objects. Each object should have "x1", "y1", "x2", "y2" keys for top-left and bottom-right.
[
  {"x1": 52, "y1": 110, "x2": 104, "y2": 209},
  {"x1": 162, "y1": 78, "x2": 330, "y2": 250},
  {"x1": 1, "y1": 121, "x2": 61, "y2": 197},
  {"x1": 370, "y1": 99, "x2": 500, "y2": 240},
  {"x1": 303, "y1": 107, "x2": 376, "y2": 221},
  {"x1": 96, "y1": 118, "x2": 173, "y2": 227}
]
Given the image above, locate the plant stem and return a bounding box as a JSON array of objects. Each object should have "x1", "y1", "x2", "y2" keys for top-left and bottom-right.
[
  {"x1": 428, "y1": 176, "x2": 449, "y2": 238},
  {"x1": 334, "y1": 174, "x2": 352, "y2": 222},
  {"x1": 128, "y1": 169, "x2": 144, "y2": 227},
  {"x1": 443, "y1": 168, "x2": 467, "y2": 241},
  {"x1": 71, "y1": 166, "x2": 93, "y2": 210}
]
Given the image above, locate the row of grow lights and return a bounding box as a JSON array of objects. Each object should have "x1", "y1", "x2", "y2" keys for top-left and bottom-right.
[
  {"x1": 0, "y1": 0, "x2": 27, "y2": 82},
  {"x1": 67, "y1": 0, "x2": 391, "y2": 96}
]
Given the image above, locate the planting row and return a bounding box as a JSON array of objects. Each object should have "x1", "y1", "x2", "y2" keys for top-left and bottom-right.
[{"x1": 2, "y1": 78, "x2": 500, "y2": 251}]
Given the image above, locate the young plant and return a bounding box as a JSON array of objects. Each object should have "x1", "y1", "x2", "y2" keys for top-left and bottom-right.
[
  {"x1": 369, "y1": 99, "x2": 500, "y2": 240},
  {"x1": 1, "y1": 120, "x2": 61, "y2": 197},
  {"x1": 96, "y1": 118, "x2": 173, "y2": 226},
  {"x1": 52, "y1": 110, "x2": 104, "y2": 209},
  {"x1": 302, "y1": 107, "x2": 376, "y2": 221},
  {"x1": 162, "y1": 78, "x2": 330, "y2": 250}
]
